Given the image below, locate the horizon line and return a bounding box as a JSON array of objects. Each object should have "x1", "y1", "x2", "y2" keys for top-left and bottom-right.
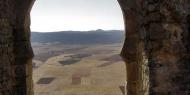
[{"x1": 31, "y1": 29, "x2": 124, "y2": 33}]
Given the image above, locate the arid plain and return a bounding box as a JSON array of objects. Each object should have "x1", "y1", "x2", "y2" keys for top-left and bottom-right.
[{"x1": 32, "y1": 43, "x2": 126, "y2": 95}]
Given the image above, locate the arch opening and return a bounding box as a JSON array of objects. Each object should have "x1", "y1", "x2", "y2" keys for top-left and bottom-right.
[{"x1": 30, "y1": 0, "x2": 126, "y2": 95}]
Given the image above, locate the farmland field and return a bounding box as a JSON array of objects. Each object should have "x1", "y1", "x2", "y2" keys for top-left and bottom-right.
[{"x1": 32, "y1": 42, "x2": 126, "y2": 95}]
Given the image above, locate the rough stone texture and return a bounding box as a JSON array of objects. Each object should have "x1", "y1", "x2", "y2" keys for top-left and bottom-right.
[
  {"x1": 118, "y1": 0, "x2": 190, "y2": 95},
  {"x1": 146, "y1": 1, "x2": 190, "y2": 94},
  {"x1": 0, "y1": 0, "x2": 16, "y2": 95},
  {"x1": 0, "y1": 0, "x2": 34, "y2": 95},
  {"x1": 0, "y1": 0, "x2": 190, "y2": 95},
  {"x1": 118, "y1": 0, "x2": 149, "y2": 95}
]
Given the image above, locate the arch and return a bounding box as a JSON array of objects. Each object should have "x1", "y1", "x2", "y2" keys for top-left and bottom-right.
[
  {"x1": 1, "y1": 0, "x2": 145, "y2": 95},
  {"x1": 1, "y1": 0, "x2": 190, "y2": 95}
]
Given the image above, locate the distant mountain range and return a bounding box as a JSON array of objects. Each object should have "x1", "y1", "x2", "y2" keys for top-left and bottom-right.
[{"x1": 31, "y1": 29, "x2": 124, "y2": 44}]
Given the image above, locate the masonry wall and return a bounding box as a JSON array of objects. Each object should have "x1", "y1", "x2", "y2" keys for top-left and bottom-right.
[
  {"x1": 118, "y1": 0, "x2": 190, "y2": 95},
  {"x1": 0, "y1": 0, "x2": 34, "y2": 95},
  {"x1": 0, "y1": 0, "x2": 190, "y2": 95},
  {"x1": 0, "y1": 0, "x2": 15, "y2": 94}
]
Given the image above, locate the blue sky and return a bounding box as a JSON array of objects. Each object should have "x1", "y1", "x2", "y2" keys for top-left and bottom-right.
[{"x1": 30, "y1": 0, "x2": 124, "y2": 32}]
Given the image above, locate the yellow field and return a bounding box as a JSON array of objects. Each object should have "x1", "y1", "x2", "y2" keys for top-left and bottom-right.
[{"x1": 32, "y1": 43, "x2": 126, "y2": 95}]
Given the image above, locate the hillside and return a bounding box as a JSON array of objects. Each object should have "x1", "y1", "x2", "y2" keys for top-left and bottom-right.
[{"x1": 31, "y1": 30, "x2": 124, "y2": 44}]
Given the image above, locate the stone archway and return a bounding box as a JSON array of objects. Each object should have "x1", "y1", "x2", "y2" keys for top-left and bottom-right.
[
  {"x1": 0, "y1": 0, "x2": 35, "y2": 95},
  {"x1": 0, "y1": 0, "x2": 190, "y2": 95},
  {"x1": 118, "y1": 0, "x2": 190, "y2": 95}
]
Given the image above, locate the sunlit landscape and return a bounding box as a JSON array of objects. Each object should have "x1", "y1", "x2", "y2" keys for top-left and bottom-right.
[{"x1": 31, "y1": 31, "x2": 126, "y2": 95}]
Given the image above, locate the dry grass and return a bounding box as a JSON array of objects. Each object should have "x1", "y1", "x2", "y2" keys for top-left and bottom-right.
[{"x1": 33, "y1": 43, "x2": 126, "y2": 95}]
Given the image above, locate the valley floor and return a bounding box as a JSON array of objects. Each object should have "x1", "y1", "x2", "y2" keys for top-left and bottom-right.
[{"x1": 32, "y1": 43, "x2": 126, "y2": 95}]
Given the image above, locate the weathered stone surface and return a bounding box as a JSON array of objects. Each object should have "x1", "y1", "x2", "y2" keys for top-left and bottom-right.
[
  {"x1": 0, "y1": 0, "x2": 34, "y2": 95},
  {"x1": 118, "y1": 0, "x2": 190, "y2": 95},
  {"x1": 0, "y1": 0, "x2": 189, "y2": 95}
]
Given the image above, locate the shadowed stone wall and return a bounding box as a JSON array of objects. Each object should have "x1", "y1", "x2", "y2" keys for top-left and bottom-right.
[
  {"x1": 118, "y1": 0, "x2": 149, "y2": 94},
  {"x1": 118, "y1": 0, "x2": 190, "y2": 95},
  {"x1": 0, "y1": 0, "x2": 190, "y2": 95},
  {"x1": 0, "y1": 0, "x2": 15, "y2": 94},
  {"x1": 0, "y1": 0, "x2": 34, "y2": 95}
]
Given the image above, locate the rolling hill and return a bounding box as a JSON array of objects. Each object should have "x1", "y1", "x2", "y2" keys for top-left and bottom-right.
[{"x1": 31, "y1": 30, "x2": 124, "y2": 44}]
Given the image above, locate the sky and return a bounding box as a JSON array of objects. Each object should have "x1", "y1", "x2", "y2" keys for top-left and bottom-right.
[{"x1": 30, "y1": 0, "x2": 124, "y2": 32}]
